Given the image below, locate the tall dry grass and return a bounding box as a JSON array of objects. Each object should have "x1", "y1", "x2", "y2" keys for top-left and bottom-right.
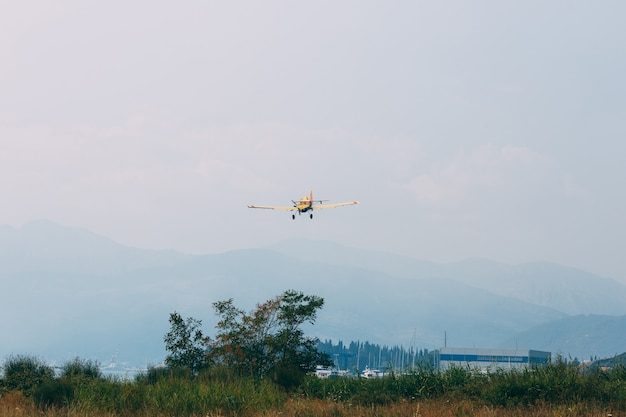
[{"x1": 1, "y1": 394, "x2": 618, "y2": 417}]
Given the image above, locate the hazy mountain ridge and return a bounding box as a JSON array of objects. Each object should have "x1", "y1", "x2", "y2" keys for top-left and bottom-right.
[
  {"x1": 119, "y1": 247, "x2": 568, "y2": 347},
  {"x1": 442, "y1": 259, "x2": 626, "y2": 315},
  {"x1": 1, "y1": 221, "x2": 625, "y2": 365},
  {"x1": 0, "y1": 220, "x2": 191, "y2": 275},
  {"x1": 270, "y1": 240, "x2": 626, "y2": 316},
  {"x1": 501, "y1": 315, "x2": 626, "y2": 361}
]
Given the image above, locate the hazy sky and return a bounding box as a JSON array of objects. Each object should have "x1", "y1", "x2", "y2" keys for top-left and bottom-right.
[{"x1": 1, "y1": 1, "x2": 625, "y2": 281}]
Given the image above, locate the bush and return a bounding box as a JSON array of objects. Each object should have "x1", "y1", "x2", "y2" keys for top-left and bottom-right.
[
  {"x1": 3, "y1": 355, "x2": 54, "y2": 394},
  {"x1": 136, "y1": 365, "x2": 192, "y2": 384},
  {"x1": 33, "y1": 378, "x2": 74, "y2": 409},
  {"x1": 60, "y1": 357, "x2": 102, "y2": 381},
  {"x1": 395, "y1": 367, "x2": 444, "y2": 399},
  {"x1": 273, "y1": 362, "x2": 307, "y2": 391}
]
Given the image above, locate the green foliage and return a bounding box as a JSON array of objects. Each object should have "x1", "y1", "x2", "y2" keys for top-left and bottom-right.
[
  {"x1": 65, "y1": 371, "x2": 286, "y2": 415},
  {"x1": 30, "y1": 357, "x2": 102, "y2": 409},
  {"x1": 272, "y1": 361, "x2": 307, "y2": 391},
  {"x1": 207, "y1": 290, "x2": 332, "y2": 389},
  {"x1": 2, "y1": 355, "x2": 54, "y2": 394},
  {"x1": 136, "y1": 365, "x2": 191, "y2": 384},
  {"x1": 32, "y1": 378, "x2": 74, "y2": 409},
  {"x1": 209, "y1": 297, "x2": 265, "y2": 377},
  {"x1": 301, "y1": 366, "x2": 441, "y2": 405},
  {"x1": 4, "y1": 353, "x2": 626, "y2": 414},
  {"x1": 164, "y1": 311, "x2": 208, "y2": 374},
  {"x1": 60, "y1": 357, "x2": 102, "y2": 381},
  {"x1": 299, "y1": 361, "x2": 626, "y2": 410}
]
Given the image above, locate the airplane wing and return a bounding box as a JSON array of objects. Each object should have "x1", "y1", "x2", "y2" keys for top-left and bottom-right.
[
  {"x1": 248, "y1": 205, "x2": 297, "y2": 211},
  {"x1": 313, "y1": 201, "x2": 359, "y2": 209}
]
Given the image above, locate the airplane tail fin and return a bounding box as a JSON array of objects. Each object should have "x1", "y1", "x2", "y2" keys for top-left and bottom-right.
[{"x1": 309, "y1": 189, "x2": 313, "y2": 203}]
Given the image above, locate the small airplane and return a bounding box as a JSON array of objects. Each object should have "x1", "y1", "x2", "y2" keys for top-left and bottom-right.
[{"x1": 248, "y1": 190, "x2": 359, "y2": 220}]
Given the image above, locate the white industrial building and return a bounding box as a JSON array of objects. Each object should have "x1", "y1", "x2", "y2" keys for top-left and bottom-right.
[{"x1": 437, "y1": 347, "x2": 551, "y2": 372}]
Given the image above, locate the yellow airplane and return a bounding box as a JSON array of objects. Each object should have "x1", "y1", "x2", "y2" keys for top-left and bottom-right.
[{"x1": 248, "y1": 190, "x2": 359, "y2": 220}]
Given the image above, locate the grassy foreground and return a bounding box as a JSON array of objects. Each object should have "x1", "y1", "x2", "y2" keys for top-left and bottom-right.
[
  {"x1": 0, "y1": 393, "x2": 620, "y2": 417},
  {"x1": 1, "y1": 358, "x2": 625, "y2": 417}
]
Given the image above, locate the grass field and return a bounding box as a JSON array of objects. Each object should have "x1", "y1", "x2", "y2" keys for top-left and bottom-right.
[
  {"x1": 2, "y1": 357, "x2": 625, "y2": 417},
  {"x1": 0, "y1": 392, "x2": 620, "y2": 417}
]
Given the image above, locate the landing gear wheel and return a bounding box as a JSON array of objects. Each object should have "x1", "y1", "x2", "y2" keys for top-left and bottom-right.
[
  {"x1": 292, "y1": 214, "x2": 295, "y2": 220},
  {"x1": 310, "y1": 213, "x2": 313, "y2": 219}
]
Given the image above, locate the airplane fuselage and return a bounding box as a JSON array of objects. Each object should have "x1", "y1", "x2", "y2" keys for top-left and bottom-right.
[
  {"x1": 295, "y1": 202, "x2": 313, "y2": 213},
  {"x1": 293, "y1": 193, "x2": 313, "y2": 213}
]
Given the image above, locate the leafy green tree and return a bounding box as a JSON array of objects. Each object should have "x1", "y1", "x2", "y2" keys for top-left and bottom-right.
[
  {"x1": 164, "y1": 311, "x2": 207, "y2": 374},
  {"x1": 207, "y1": 290, "x2": 332, "y2": 388},
  {"x1": 209, "y1": 296, "x2": 279, "y2": 377}
]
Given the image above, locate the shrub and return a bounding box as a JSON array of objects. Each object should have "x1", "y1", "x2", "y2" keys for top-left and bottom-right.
[
  {"x1": 273, "y1": 362, "x2": 307, "y2": 391},
  {"x1": 33, "y1": 378, "x2": 74, "y2": 409},
  {"x1": 60, "y1": 357, "x2": 102, "y2": 381},
  {"x1": 396, "y1": 367, "x2": 444, "y2": 399},
  {"x1": 3, "y1": 355, "x2": 54, "y2": 394}
]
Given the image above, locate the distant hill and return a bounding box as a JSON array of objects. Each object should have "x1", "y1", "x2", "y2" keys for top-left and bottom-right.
[
  {"x1": 1, "y1": 221, "x2": 625, "y2": 365},
  {"x1": 0, "y1": 220, "x2": 191, "y2": 275},
  {"x1": 114, "y1": 248, "x2": 567, "y2": 349},
  {"x1": 502, "y1": 315, "x2": 626, "y2": 361},
  {"x1": 269, "y1": 239, "x2": 626, "y2": 316},
  {"x1": 441, "y1": 259, "x2": 626, "y2": 316}
]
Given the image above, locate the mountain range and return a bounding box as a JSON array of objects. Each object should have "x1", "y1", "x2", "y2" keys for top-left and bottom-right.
[{"x1": 1, "y1": 220, "x2": 625, "y2": 366}]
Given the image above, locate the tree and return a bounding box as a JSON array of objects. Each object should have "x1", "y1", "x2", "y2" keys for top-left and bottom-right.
[
  {"x1": 163, "y1": 311, "x2": 207, "y2": 374},
  {"x1": 269, "y1": 290, "x2": 330, "y2": 384},
  {"x1": 209, "y1": 296, "x2": 278, "y2": 377},
  {"x1": 207, "y1": 290, "x2": 332, "y2": 388}
]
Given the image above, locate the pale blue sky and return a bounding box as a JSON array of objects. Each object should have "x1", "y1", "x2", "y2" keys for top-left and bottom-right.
[{"x1": 1, "y1": 1, "x2": 625, "y2": 281}]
